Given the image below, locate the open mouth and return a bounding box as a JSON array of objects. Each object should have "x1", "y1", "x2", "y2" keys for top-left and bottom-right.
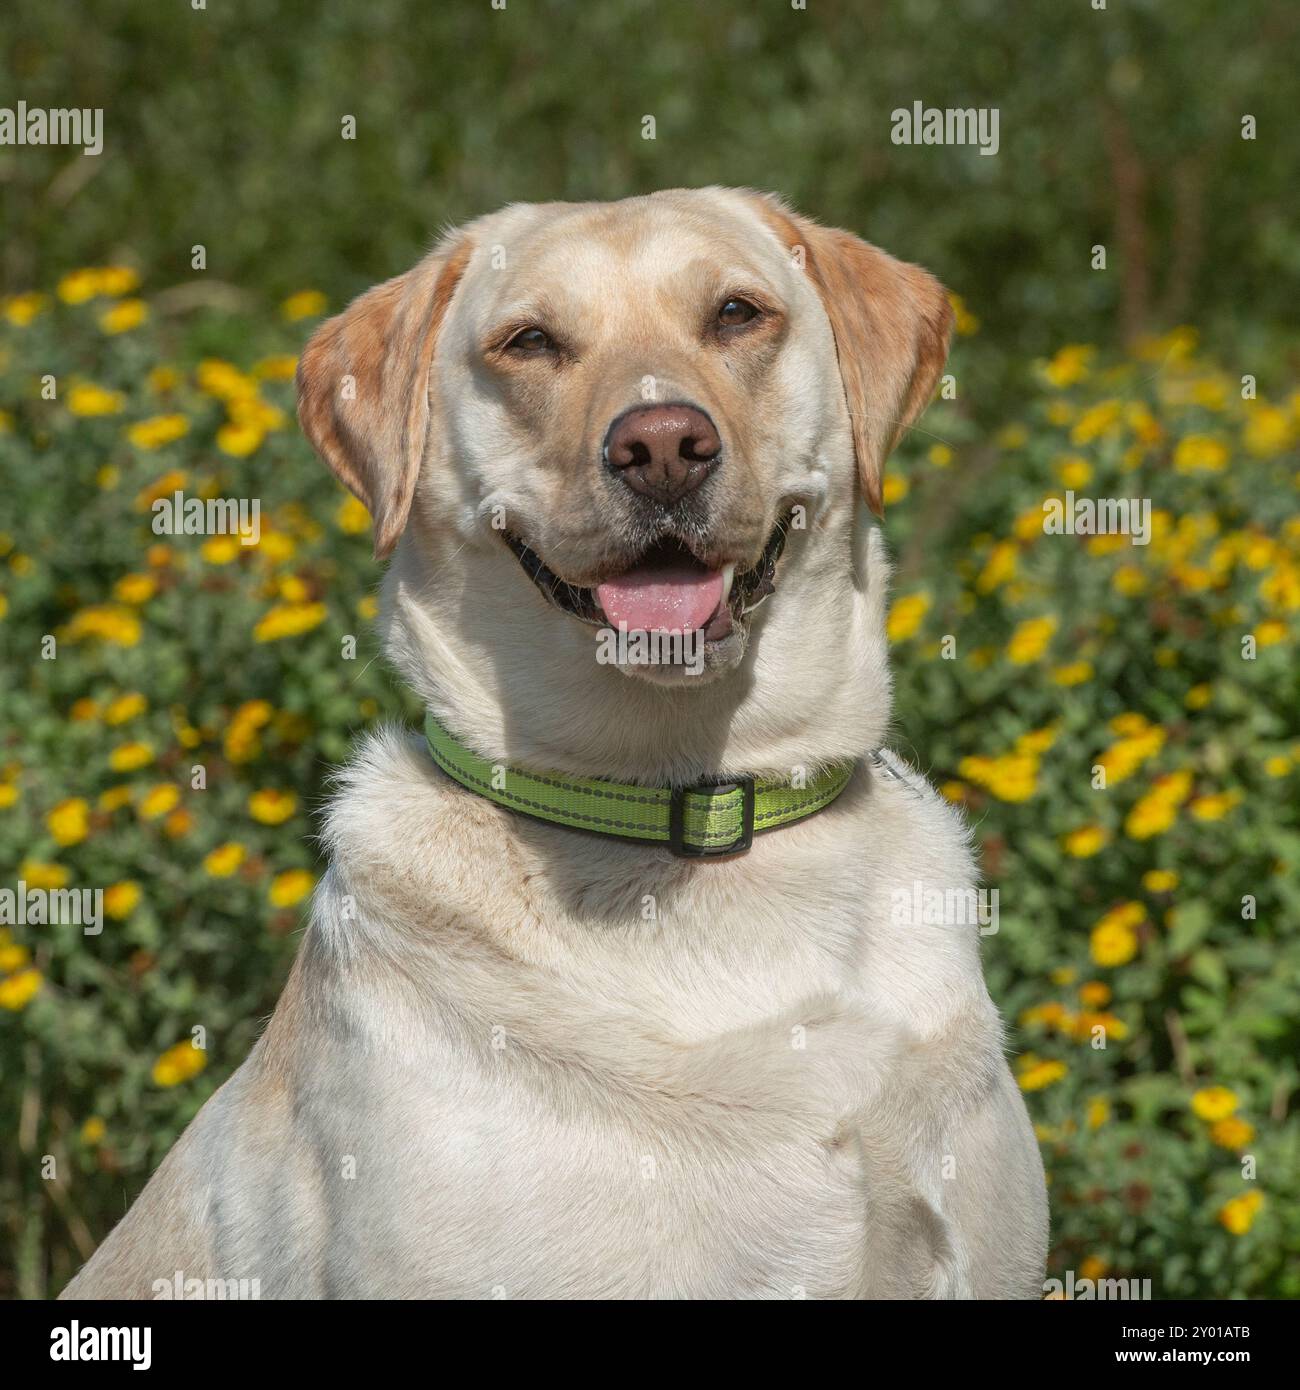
[{"x1": 502, "y1": 514, "x2": 791, "y2": 643}]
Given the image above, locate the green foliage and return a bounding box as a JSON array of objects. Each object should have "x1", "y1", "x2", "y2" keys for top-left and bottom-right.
[{"x1": 2, "y1": 0, "x2": 1298, "y2": 355}]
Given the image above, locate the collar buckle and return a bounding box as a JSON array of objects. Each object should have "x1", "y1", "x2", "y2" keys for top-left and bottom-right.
[{"x1": 668, "y1": 776, "x2": 756, "y2": 859}]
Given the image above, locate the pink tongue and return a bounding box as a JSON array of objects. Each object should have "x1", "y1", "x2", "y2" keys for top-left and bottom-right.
[{"x1": 597, "y1": 563, "x2": 724, "y2": 633}]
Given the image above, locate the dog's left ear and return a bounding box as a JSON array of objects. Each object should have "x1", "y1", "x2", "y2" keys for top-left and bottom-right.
[
  {"x1": 745, "y1": 192, "x2": 953, "y2": 516},
  {"x1": 296, "y1": 234, "x2": 473, "y2": 558}
]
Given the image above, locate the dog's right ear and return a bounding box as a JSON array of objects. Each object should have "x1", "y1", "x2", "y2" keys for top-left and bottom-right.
[{"x1": 296, "y1": 235, "x2": 473, "y2": 559}]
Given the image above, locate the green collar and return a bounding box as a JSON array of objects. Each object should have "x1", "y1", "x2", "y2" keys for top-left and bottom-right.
[{"x1": 424, "y1": 711, "x2": 856, "y2": 859}]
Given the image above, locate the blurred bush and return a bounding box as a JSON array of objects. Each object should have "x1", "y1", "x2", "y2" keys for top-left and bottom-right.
[{"x1": 2, "y1": 0, "x2": 1297, "y2": 358}]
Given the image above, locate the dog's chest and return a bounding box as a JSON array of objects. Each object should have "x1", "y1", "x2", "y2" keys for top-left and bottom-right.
[{"x1": 310, "y1": 1017, "x2": 876, "y2": 1300}]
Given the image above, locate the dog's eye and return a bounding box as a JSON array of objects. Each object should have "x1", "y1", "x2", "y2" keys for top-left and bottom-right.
[
  {"x1": 717, "y1": 298, "x2": 760, "y2": 328},
  {"x1": 505, "y1": 326, "x2": 555, "y2": 354}
]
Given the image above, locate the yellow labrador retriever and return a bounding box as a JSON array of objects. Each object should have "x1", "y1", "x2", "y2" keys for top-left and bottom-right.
[{"x1": 64, "y1": 188, "x2": 1047, "y2": 1300}]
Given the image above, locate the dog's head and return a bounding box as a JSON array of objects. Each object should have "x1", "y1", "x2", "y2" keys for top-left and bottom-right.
[{"x1": 298, "y1": 188, "x2": 950, "y2": 692}]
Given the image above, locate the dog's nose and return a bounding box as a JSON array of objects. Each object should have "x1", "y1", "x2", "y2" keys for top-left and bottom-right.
[{"x1": 603, "y1": 404, "x2": 721, "y2": 505}]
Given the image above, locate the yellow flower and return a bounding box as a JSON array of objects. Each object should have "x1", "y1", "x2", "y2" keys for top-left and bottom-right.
[
  {"x1": 57, "y1": 268, "x2": 104, "y2": 303},
  {"x1": 1071, "y1": 1010, "x2": 1128, "y2": 1043},
  {"x1": 103, "y1": 692, "x2": 148, "y2": 726},
  {"x1": 253, "y1": 529, "x2": 297, "y2": 564},
  {"x1": 958, "y1": 749, "x2": 1041, "y2": 804},
  {"x1": 1041, "y1": 345, "x2": 1094, "y2": 389},
  {"x1": 1070, "y1": 399, "x2": 1122, "y2": 445},
  {"x1": 98, "y1": 785, "x2": 134, "y2": 812},
  {"x1": 200, "y1": 535, "x2": 242, "y2": 565},
  {"x1": 253, "y1": 353, "x2": 299, "y2": 381},
  {"x1": 1191, "y1": 1086, "x2": 1238, "y2": 1122},
  {"x1": 1243, "y1": 403, "x2": 1292, "y2": 456},
  {"x1": 1210, "y1": 1117, "x2": 1255, "y2": 1150},
  {"x1": 948, "y1": 293, "x2": 979, "y2": 336},
  {"x1": 249, "y1": 788, "x2": 297, "y2": 825},
  {"x1": 99, "y1": 299, "x2": 148, "y2": 334},
  {"x1": 1019, "y1": 1001, "x2": 1069, "y2": 1030},
  {"x1": 1051, "y1": 660, "x2": 1093, "y2": 687},
  {"x1": 269, "y1": 868, "x2": 315, "y2": 908},
  {"x1": 927, "y1": 443, "x2": 954, "y2": 467},
  {"x1": 64, "y1": 605, "x2": 141, "y2": 646},
  {"x1": 0, "y1": 967, "x2": 43, "y2": 1011},
  {"x1": 1017, "y1": 1055, "x2": 1068, "y2": 1092},
  {"x1": 139, "y1": 783, "x2": 181, "y2": 820},
  {"x1": 0, "y1": 941, "x2": 29, "y2": 973},
  {"x1": 134, "y1": 469, "x2": 188, "y2": 511},
  {"x1": 1006, "y1": 616, "x2": 1057, "y2": 664},
  {"x1": 1142, "y1": 869, "x2": 1178, "y2": 892},
  {"x1": 1173, "y1": 435, "x2": 1228, "y2": 474},
  {"x1": 96, "y1": 266, "x2": 141, "y2": 297},
  {"x1": 216, "y1": 420, "x2": 266, "y2": 457},
  {"x1": 1188, "y1": 791, "x2": 1241, "y2": 822},
  {"x1": 1086, "y1": 1097, "x2": 1111, "y2": 1131},
  {"x1": 1062, "y1": 825, "x2": 1108, "y2": 858},
  {"x1": 1217, "y1": 1191, "x2": 1263, "y2": 1236},
  {"x1": 1185, "y1": 683, "x2": 1213, "y2": 710},
  {"x1": 80, "y1": 1117, "x2": 107, "y2": 1145},
  {"x1": 204, "y1": 842, "x2": 247, "y2": 877},
  {"x1": 1112, "y1": 565, "x2": 1146, "y2": 597},
  {"x1": 1079, "y1": 981, "x2": 1111, "y2": 1008},
  {"x1": 109, "y1": 741, "x2": 154, "y2": 772},
  {"x1": 1079, "y1": 1256, "x2": 1109, "y2": 1281},
  {"x1": 104, "y1": 881, "x2": 141, "y2": 920},
  {"x1": 195, "y1": 359, "x2": 257, "y2": 402},
  {"x1": 126, "y1": 414, "x2": 190, "y2": 450},
  {"x1": 1090, "y1": 921, "x2": 1138, "y2": 967},
  {"x1": 1260, "y1": 562, "x2": 1300, "y2": 612},
  {"x1": 164, "y1": 807, "x2": 194, "y2": 839},
  {"x1": 357, "y1": 594, "x2": 379, "y2": 620},
  {"x1": 880, "y1": 474, "x2": 909, "y2": 505},
  {"x1": 152, "y1": 1040, "x2": 207, "y2": 1087},
  {"x1": 113, "y1": 573, "x2": 157, "y2": 605},
  {"x1": 1124, "y1": 771, "x2": 1193, "y2": 841},
  {"x1": 1255, "y1": 620, "x2": 1286, "y2": 647},
  {"x1": 1098, "y1": 726, "x2": 1165, "y2": 784},
  {"x1": 47, "y1": 797, "x2": 91, "y2": 846},
  {"x1": 68, "y1": 383, "x2": 127, "y2": 417},
  {"x1": 281, "y1": 290, "x2": 328, "y2": 321},
  {"x1": 1055, "y1": 455, "x2": 1092, "y2": 489},
  {"x1": 254, "y1": 600, "x2": 328, "y2": 643},
  {"x1": 1090, "y1": 903, "x2": 1145, "y2": 967},
  {"x1": 1264, "y1": 754, "x2": 1292, "y2": 778},
  {"x1": 975, "y1": 540, "x2": 1017, "y2": 593},
  {"x1": 20, "y1": 861, "x2": 69, "y2": 890},
  {"x1": 2, "y1": 291, "x2": 48, "y2": 326},
  {"x1": 0, "y1": 784, "x2": 18, "y2": 809}
]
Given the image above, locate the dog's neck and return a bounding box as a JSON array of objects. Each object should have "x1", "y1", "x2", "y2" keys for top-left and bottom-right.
[{"x1": 379, "y1": 520, "x2": 894, "y2": 786}]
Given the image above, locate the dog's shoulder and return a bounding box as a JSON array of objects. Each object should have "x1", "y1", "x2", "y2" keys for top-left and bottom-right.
[
  {"x1": 322, "y1": 722, "x2": 488, "y2": 864},
  {"x1": 864, "y1": 747, "x2": 976, "y2": 881}
]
